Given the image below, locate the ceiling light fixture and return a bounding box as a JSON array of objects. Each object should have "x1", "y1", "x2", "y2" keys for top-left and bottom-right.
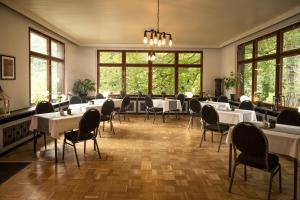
[{"x1": 143, "y1": 0, "x2": 173, "y2": 49}]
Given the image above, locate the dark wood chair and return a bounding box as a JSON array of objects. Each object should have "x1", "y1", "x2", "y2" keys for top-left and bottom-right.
[
  {"x1": 34, "y1": 101, "x2": 54, "y2": 153},
  {"x1": 175, "y1": 94, "x2": 185, "y2": 119},
  {"x1": 69, "y1": 96, "x2": 82, "y2": 104},
  {"x1": 188, "y1": 98, "x2": 202, "y2": 128},
  {"x1": 96, "y1": 93, "x2": 105, "y2": 99},
  {"x1": 62, "y1": 109, "x2": 101, "y2": 167},
  {"x1": 144, "y1": 96, "x2": 163, "y2": 123},
  {"x1": 229, "y1": 122, "x2": 282, "y2": 200},
  {"x1": 100, "y1": 99, "x2": 115, "y2": 135},
  {"x1": 115, "y1": 95, "x2": 131, "y2": 122},
  {"x1": 277, "y1": 109, "x2": 300, "y2": 126},
  {"x1": 200, "y1": 105, "x2": 229, "y2": 152},
  {"x1": 239, "y1": 100, "x2": 255, "y2": 110},
  {"x1": 217, "y1": 95, "x2": 229, "y2": 103}
]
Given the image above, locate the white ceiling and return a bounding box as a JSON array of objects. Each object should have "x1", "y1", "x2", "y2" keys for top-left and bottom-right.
[{"x1": 1, "y1": 0, "x2": 300, "y2": 48}]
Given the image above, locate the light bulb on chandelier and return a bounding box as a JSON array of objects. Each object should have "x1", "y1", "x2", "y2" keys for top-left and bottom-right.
[{"x1": 143, "y1": 0, "x2": 173, "y2": 48}]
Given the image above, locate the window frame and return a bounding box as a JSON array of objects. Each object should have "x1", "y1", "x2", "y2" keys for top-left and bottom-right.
[
  {"x1": 237, "y1": 22, "x2": 300, "y2": 107},
  {"x1": 97, "y1": 50, "x2": 203, "y2": 97},
  {"x1": 29, "y1": 28, "x2": 65, "y2": 104}
]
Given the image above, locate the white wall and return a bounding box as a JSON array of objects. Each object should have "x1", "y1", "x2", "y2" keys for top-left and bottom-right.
[
  {"x1": 202, "y1": 49, "x2": 221, "y2": 95},
  {"x1": 0, "y1": 4, "x2": 87, "y2": 111}
]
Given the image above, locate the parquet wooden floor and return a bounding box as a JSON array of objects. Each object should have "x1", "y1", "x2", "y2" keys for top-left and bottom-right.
[{"x1": 0, "y1": 115, "x2": 298, "y2": 200}]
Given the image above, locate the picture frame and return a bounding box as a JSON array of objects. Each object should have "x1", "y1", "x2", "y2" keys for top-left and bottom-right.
[{"x1": 1, "y1": 55, "x2": 16, "y2": 80}]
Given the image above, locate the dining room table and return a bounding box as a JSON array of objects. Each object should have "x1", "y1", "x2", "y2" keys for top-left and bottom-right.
[
  {"x1": 200, "y1": 101, "x2": 231, "y2": 110},
  {"x1": 217, "y1": 108, "x2": 257, "y2": 124},
  {"x1": 29, "y1": 98, "x2": 122, "y2": 163},
  {"x1": 226, "y1": 121, "x2": 300, "y2": 200},
  {"x1": 29, "y1": 110, "x2": 83, "y2": 163}
]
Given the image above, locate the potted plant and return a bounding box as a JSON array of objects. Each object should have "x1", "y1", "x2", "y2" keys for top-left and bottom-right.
[
  {"x1": 223, "y1": 72, "x2": 240, "y2": 101},
  {"x1": 72, "y1": 79, "x2": 96, "y2": 100}
]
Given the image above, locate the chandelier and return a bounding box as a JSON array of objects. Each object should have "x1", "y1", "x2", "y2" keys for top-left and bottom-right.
[{"x1": 143, "y1": 0, "x2": 173, "y2": 47}]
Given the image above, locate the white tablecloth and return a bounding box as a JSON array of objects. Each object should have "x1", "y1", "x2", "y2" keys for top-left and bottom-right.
[
  {"x1": 152, "y1": 99, "x2": 182, "y2": 113},
  {"x1": 68, "y1": 103, "x2": 103, "y2": 113},
  {"x1": 226, "y1": 122, "x2": 300, "y2": 160},
  {"x1": 200, "y1": 101, "x2": 230, "y2": 110},
  {"x1": 92, "y1": 99, "x2": 122, "y2": 108},
  {"x1": 217, "y1": 109, "x2": 257, "y2": 124},
  {"x1": 30, "y1": 111, "x2": 83, "y2": 139}
]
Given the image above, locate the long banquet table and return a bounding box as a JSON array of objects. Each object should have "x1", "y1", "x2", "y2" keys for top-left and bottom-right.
[{"x1": 226, "y1": 122, "x2": 300, "y2": 200}]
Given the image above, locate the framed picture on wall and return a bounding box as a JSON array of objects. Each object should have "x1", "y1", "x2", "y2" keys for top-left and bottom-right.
[{"x1": 1, "y1": 55, "x2": 16, "y2": 80}]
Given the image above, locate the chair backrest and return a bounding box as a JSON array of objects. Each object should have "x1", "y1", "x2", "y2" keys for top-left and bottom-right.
[
  {"x1": 78, "y1": 109, "x2": 101, "y2": 139},
  {"x1": 35, "y1": 101, "x2": 54, "y2": 114},
  {"x1": 69, "y1": 96, "x2": 82, "y2": 104},
  {"x1": 122, "y1": 96, "x2": 131, "y2": 108},
  {"x1": 189, "y1": 98, "x2": 201, "y2": 113},
  {"x1": 239, "y1": 100, "x2": 254, "y2": 110},
  {"x1": 96, "y1": 93, "x2": 104, "y2": 99},
  {"x1": 101, "y1": 99, "x2": 115, "y2": 116},
  {"x1": 144, "y1": 96, "x2": 153, "y2": 108},
  {"x1": 232, "y1": 122, "x2": 269, "y2": 168},
  {"x1": 277, "y1": 109, "x2": 300, "y2": 126},
  {"x1": 201, "y1": 105, "x2": 219, "y2": 124},
  {"x1": 217, "y1": 95, "x2": 228, "y2": 102},
  {"x1": 177, "y1": 94, "x2": 185, "y2": 106}
]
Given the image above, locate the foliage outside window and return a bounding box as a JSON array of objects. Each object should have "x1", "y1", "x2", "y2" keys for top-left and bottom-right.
[
  {"x1": 99, "y1": 67, "x2": 122, "y2": 93},
  {"x1": 238, "y1": 63, "x2": 252, "y2": 98},
  {"x1": 283, "y1": 27, "x2": 300, "y2": 52},
  {"x1": 238, "y1": 43, "x2": 253, "y2": 60},
  {"x1": 153, "y1": 53, "x2": 175, "y2": 64},
  {"x1": 97, "y1": 51, "x2": 203, "y2": 96},
  {"x1": 237, "y1": 22, "x2": 300, "y2": 108},
  {"x1": 178, "y1": 68, "x2": 201, "y2": 94},
  {"x1": 152, "y1": 67, "x2": 175, "y2": 95},
  {"x1": 126, "y1": 67, "x2": 148, "y2": 94},
  {"x1": 256, "y1": 60, "x2": 276, "y2": 103},
  {"x1": 179, "y1": 53, "x2": 201, "y2": 64},
  {"x1": 281, "y1": 55, "x2": 300, "y2": 107},
  {"x1": 257, "y1": 36, "x2": 277, "y2": 57},
  {"x1": 30, "y1": 29, "x2": 65, "y2": 104}
]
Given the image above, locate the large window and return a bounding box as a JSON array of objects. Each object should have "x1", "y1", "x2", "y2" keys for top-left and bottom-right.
[
  {"x1": 237, "y1": 22, "x2": 300, "y2": 108},
  {"x1": 97, "y1": 51, "x2": 203, "y2": 96},
  {"x1": 30, "y1": 29, "x2": 65, "y2": 104}
]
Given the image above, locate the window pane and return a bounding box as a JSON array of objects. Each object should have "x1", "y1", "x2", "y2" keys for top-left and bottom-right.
[
  {"x1": 152, "y1": 67, "x2": 174, "y2": 95},
  {"x1": 126, "y1": 67, "x2": 148, "y2": 95},
  {"x1": 257, "y1": 36, "x2": 276, "y2": 57},
  {"x1": 178, "y1": 68, "x2": 201, "y2": 95},
  {"x1": 256, "y1": 60, "x2": 276, "y2": 103},
  {"x1": 179, "y1": 53, "x2": 201, "y2": 64},
  {"x1": 30, "y1": 32, "x2": 48, "y2": 55},
  {"x1": 99, "y1": 52, "x2": 122, "y2": 63},
  {"x1": 51, "y1": 41, "x2": 64, "y2": 59},
  {"x1": 238, "y1": 63, "x2": 252, "y2": 98},
  {"x1": 99, "y1": 67, "x2": 122, "y2": 93},
  {"x1": 153, "y1": 53, "x2": 175, "y2": 64},
  {"x1": 282, "y1": 55, "x2": 300, "y2": 108},
  {"x1": 238, "y1": 43, "x2": 253, "y2": 60},
  {"x1": 31, "y1": 57, "x2": 48, "y2": 103},
  {"x1": 51, "y1": 61, "x2": 64, "y2": 99},
  {"x1": 283, "y1": 27, "x2": 300, "y2": 52},
  {"x1": 126, "y1": 52, "x2": 148, "y2": 64}
]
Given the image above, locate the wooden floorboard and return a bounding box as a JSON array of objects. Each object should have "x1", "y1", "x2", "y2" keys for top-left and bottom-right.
[{"x1": 0, "y1": 115, "x2": 298, "y2": 200}]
